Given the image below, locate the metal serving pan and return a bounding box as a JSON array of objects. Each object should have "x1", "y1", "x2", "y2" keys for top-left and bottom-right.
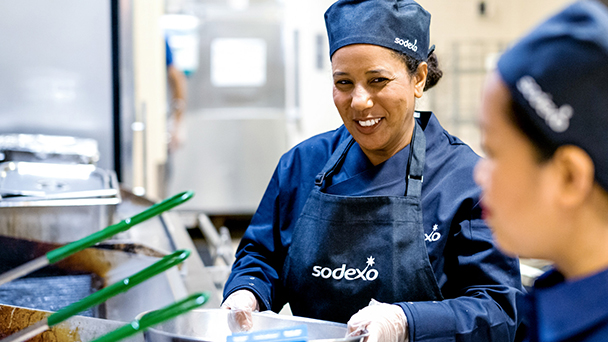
[
  {"x1": 0, "y1": 161, "x2": 120, "y2": 243},
  {"x1": 0, "y1": 303, "x2": 143, "y2": 342},
  {"x1": 0, "y1": 161, "x2": 119, "y2": 204},
  {"x1": 145, "y1": 309, "x2": 366, "y2": 342},
  {"x1": 0, "y1": 134, "x2": 100, "y2": 165}
]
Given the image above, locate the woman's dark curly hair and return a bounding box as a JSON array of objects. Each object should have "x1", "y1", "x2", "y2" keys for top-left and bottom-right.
[{"x1": 392, "y1": 51, "x2": 443, "y2": 91}]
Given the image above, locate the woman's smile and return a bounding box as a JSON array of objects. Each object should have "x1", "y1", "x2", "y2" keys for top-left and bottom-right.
[{"x1": 357, "y1": 117, "x2": 382, "y2": 127}]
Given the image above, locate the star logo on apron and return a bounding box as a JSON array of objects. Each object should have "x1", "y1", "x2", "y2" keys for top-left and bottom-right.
[
  {"x1": 425, "y1": 224, "x2": 442, "y2": 242},
  {"x1": 366, "y1": 256, "x2": 375, "y2": 267}
]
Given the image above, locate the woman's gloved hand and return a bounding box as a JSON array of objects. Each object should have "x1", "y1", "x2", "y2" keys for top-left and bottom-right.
[
  {"x1": 346, "y1": 299, "x2": 409, "y2": 342},
  {"x1": 221, "y1": 289, "x2": 260, "y2": 332}
]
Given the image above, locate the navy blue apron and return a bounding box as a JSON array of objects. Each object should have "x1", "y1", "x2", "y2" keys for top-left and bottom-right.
[{"x1": 282, "y1": 122, "x2": 443, "y2": 324}]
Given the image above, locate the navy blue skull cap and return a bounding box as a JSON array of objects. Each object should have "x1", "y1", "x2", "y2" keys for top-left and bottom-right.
[
  {"x1": 497, "y1": 0, "x2": 608, "y2": 191},
  {"x1": 324, "y1": 0, "x2": 433, "y2": 61}
]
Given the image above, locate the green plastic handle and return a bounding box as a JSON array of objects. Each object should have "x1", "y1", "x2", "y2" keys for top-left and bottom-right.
[
  {"x1": 46, "y1": 190, "x2": 194, "y2": 264},
  {"x1": 91, "y1": 292, "x2": 211, "y2": 342},
  {"x1": 47, "y1": 249, "x2": 191, "y2": 326}
]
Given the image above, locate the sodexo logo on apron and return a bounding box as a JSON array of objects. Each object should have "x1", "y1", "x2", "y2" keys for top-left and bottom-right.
[
  {"x1": 425, "y1": 224, "x2": 442, "y2": 242},
  {"x1": 311, "y1": 256, "x2": 378, "y2": 281}
]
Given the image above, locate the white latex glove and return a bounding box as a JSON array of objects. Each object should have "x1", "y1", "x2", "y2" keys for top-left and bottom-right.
[
  {"x1": 347, "y1": 299, "x2": 409, "y2": 342},
  {"x1": 221, "y1": 289, "x2": 260, "y2": 332}
]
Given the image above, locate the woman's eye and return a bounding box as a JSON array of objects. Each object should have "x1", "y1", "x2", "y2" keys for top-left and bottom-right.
[
  {"x1": 335, "y1": 79, "x2": 351, "y2": 85},
  {"x1": 371, "y1": 77, "x2": 389, "y2": 84}
]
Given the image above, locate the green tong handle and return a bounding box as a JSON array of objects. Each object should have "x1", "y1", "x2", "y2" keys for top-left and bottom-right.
[
  {"x1": 46, "y1": 190, "x2": 194, "y2": 264},
  {"x1": 91, "y1": 292, "x2": 211, "y2": 342},
  {"x1": 47, "y1": 249, "x2": 191, "y2": 326}
]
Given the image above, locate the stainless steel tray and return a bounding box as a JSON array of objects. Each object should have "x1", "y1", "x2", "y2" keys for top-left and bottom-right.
[
  {"x1": 0, "y1": 161, "x2": 120, "y2": 206},
  {"x1": 0, "y1": 162, "x2": 121, "y2": 242},
  {"x1": 145, "y1": 309, "x2": 366, "y2": 342}
]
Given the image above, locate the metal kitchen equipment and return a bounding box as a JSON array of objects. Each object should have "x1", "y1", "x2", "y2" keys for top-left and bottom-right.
[
  {"x1": 0, "y1": 0, "x2": 129, "y2": 175},
  {"x1": 0, "y1": 250, "x2": 191, "y2": 342},
  {"x1": 92, "y1": 292, "x2": 211, "y2": 342},
  {"x1": 0, "y1": 274, "x2": 100, "y2": 316},
  {"x1": 0, "y1": 134, "x2": 100, "y2": 165},
  {"x1": 0, "y1": 161, "x2": 121, "y2": 242},
  {"x1": 0, "y1": 234, "x2": 198, "y2": 324},
  {"x1": 145, "y1": 309, "x2": 368, "y2": 342},
  {"x1": 0, "y1": 190, "x2": 194, "y2": 286},
  {"x1": 0, "y1": 161, "x2": 118, "y2": 201}
]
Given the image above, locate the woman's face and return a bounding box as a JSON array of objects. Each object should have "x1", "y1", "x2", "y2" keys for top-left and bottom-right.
[
  {"x1": 331, "y1": 44, "x2": 427, "y2": 165},
  {"x1": 474, "y1": 71, "x2": 565, "y2": 259}
]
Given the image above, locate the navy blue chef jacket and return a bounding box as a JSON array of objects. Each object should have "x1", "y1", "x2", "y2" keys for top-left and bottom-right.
[
  {"x1": 224, "y1": 112, "x2": 524, "y2": 342},
  {"x1": 521, "y1": 267, "x2": 608, "y2": 342}
]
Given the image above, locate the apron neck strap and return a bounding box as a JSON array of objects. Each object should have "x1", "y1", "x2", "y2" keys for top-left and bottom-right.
[
  {"x1": 315, "y1": 137, "x2": 355, "y2": 187},
  {"x1": 315, "y1": 120, "x2": 426, "y2": 195},
  {"x1": 405, "y1": 121, "x2": 426, "y2": 197}
]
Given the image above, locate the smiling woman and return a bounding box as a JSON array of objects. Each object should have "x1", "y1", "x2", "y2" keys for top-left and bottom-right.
[{"x1": 220, "y1": 1, "x2": 525, "y2": 342}]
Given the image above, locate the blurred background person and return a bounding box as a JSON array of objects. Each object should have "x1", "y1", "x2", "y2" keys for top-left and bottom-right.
[{"x1": 166, "y1": 38, "x2": 188, "y2": 153}]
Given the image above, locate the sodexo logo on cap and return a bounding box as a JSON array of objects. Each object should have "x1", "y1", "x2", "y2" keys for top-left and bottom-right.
[
  {"x1": 516, "y1": 76, "x2": 573, "y2": 133},
  {"x1": 394, "y1": 37, "x2": 418, "y2": 52}
]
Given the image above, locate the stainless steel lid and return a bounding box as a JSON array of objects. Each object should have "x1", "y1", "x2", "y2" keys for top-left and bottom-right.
[
  {"x1": 0, "y1": 161, "x2": 120, "y2": 207},
  {"x1": 0, "y1": 134, "x2": 100, "y2": 165}
]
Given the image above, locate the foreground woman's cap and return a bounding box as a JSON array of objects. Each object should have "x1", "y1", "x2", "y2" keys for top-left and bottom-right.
[
  {"x1": 324, "y1": 0, "x2": 433, "y2": 61},
  {"x1": 497, "y1": 0, "x2": 608, "y2": 190}
]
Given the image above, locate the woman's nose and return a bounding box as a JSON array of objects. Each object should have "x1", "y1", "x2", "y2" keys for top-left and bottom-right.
[{"x1": 351, "y1": 85, "x2": 373, "y2": 111}]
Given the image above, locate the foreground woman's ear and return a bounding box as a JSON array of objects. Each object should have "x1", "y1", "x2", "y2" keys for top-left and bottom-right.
[{"x1": 551, "y1": 145, "x2": 595, "y2": 208}]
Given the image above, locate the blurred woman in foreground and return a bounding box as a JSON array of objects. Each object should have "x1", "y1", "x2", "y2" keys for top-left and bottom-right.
[{"x1": 475, "y1": 1, "x2": 608, "y2": 341}]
